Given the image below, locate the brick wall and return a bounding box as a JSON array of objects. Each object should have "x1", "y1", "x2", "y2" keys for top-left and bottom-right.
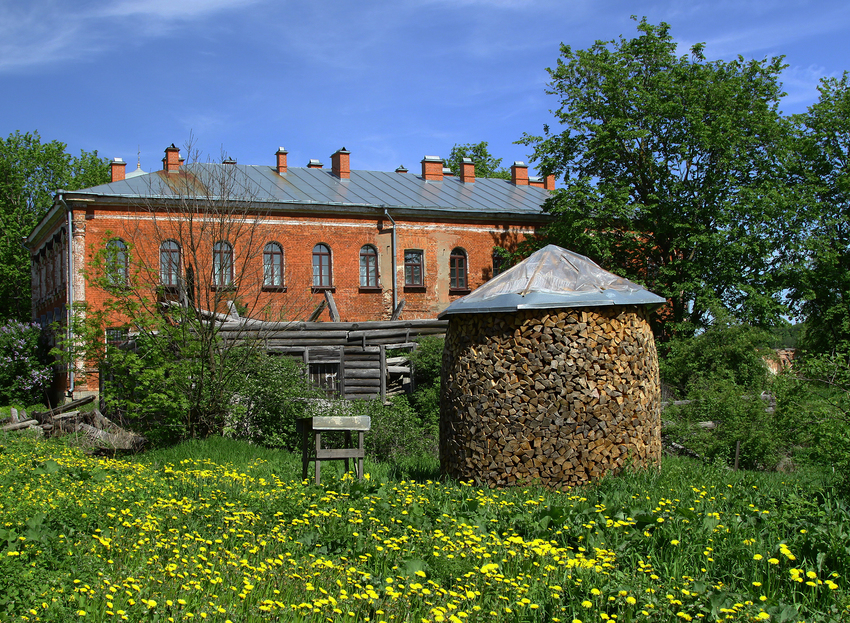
[{"x1": 77, "y1": 205, "x2": 537, "y2": 324}]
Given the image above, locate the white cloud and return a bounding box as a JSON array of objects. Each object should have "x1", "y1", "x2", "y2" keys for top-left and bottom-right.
[
  {"x1": 0, "y1": 0, "x2": 265, "y2": 73},
  {"x1": 100, "y1": 0, "x2": 262, "y2": 20}
]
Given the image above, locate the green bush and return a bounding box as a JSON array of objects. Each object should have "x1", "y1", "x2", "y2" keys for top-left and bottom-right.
[
  {"x1": 350, "y1": 395, "x2": 438, "y2": 466},
  {"x1": 660, "y1": 318, "x2": 797, "y2": 470},
  {"x1": 230, "y1": 354, "x2": 321, "y2": 450},
  {"x1": 666, "y1": 378, "x2": 783, "y2": 470},
  {"x1": 776, "y1": 351, "x2": 850, "y2": 491},
  {"x1": 98, "y1": 333, "x2": 192, "y2": 446},
  {"x1": 407, "y1": 336, "x2": 444, "y2": 429},
  {"x1": 660, "y1": 319, "x2": 775, "y2": 397}
]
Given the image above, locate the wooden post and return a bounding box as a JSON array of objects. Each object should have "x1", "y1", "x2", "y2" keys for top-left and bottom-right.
[
  {"x1": 324, "y1": 290, "x2": 340, "y2": 322},
  {"x1": 379, "y1": 345, "x2": 387, "y2": 403},
  {"x1": 358, "y1": 431, "x2": 365, "y2": 478},
  {"x1": 391, "y1": 300, "x2": 405, "y2": 321},
  {"x1": 315, "y1": 432, "x2": 322, "y2": 484},
  {"x1": 344, "y1": 431, "x2": 352, "y2": 474},
  {"x1": 734, "y1": 440, "x2": 741, "y2": 471},
  {"x1": 338, "y1": 346, "x2": 346, "y2": 399},
  {"x1": 300, "y1": 419, "x2": 309, "y2": 481}
]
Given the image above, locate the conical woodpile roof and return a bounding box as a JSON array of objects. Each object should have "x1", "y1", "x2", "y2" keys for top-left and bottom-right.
[{"x1": 438, "y1": 244, "x2": 666, "y2": 317}]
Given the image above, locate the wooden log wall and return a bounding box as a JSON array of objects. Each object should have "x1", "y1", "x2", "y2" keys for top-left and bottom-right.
[
  {"x1": 440, "y1": 306, "x2": 661, "y2": 489},
  {"x1": 214, "y1": 319, "x2": 447, "y2": 401}
]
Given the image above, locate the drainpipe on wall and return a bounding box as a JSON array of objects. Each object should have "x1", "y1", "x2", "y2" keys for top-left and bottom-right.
[
  {"x1": 58, "y1": 192, "x2": 75, "y2": 396},
  {"x1": 382, "y1": 208, "x2": 397, "y2": 313}
]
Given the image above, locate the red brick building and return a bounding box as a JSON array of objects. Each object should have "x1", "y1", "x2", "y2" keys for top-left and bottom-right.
[{"x1": 26, "y1": 144, "x2": 552, "y2": 398}]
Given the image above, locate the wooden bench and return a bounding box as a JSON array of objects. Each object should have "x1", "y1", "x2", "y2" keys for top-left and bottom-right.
[{"x1": 299, "y1": 415, "x2": 371, "y2": 484}]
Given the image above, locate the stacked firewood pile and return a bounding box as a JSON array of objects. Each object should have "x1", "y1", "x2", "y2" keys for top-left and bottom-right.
[
  {"x1": 440, "y1": 306, "x2": 661, "y2": 489},
  {"x1": 1, "y1": 396, "x2": 145, "y2": 452}
]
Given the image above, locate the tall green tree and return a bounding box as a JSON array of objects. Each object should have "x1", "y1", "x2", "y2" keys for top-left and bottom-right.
[
  {"x1": 0, "y1": 131, "x2": 108, "y2": 321},
  {"x1": 787, "y1": 73, "x2": 850, "y2": 354},
  {"x1": 446, "y1": 141, "x2": 510, "y2": 179},
  {"x1": 519, "y1": 18, "x2": 792, "y2": 338}
]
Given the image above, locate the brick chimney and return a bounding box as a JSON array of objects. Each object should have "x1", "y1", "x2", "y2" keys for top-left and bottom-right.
[
  {"x1": 460, "y1": 157, "x2": 475, "y2": 183},
  {"x1": 421, "y1": 155, "x2": 443, "y2": 181},
  {"x1": 110, "y1": 158, "x2": 126, "y2": 182},
  {"x1": 331, "y1": 147, "x2": 350, "y2": 179},
  {"x1": 544, "y1": 174, "x2": 555, "y2": 190},
  {"x1": 395, "y1": 165, "x2": 408, "y2": 173},
  {"x1": 275, "y1": 148, "x2": 288, "y2": 174},
  {"x1": 223, "y1": 157, "x2": 236, "y2": 165},
  {"x1": 307, "y1": 159, "x2": 323, "y2": 169},
  {"x1": 163, "y1": 144, "x2": 180, "y2": 172},
  {"x1": 510, "y1": 161, "x2": 529, "y2": 186}
]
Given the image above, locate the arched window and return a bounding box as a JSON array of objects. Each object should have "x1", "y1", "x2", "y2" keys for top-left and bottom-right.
[
  {"x1": 450, "y1": 247, "x2": 468, "y2": 290},
  {"x1": 160, "y1": 240, "x2": 181, "y2": 287},
  {"x1": 213, "y1": 241, "x2": 233, "y2": 287},
  {"x1": 106, "y1": 238, "x2": 128, "y2": 286},
  {"x1": 359, "y1": 245, "x2": 379, "y2": 287},
  {"x1": 264, "y1": 242, "x2": 284, "y2": 287},
  {"x1": 312, "y1": 243, "x2": 332, "y2": 287}
]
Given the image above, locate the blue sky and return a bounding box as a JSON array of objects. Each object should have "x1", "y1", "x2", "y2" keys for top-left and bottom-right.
[{"x1": 2, "y1": 0, "x2": 849, "y2": 177}]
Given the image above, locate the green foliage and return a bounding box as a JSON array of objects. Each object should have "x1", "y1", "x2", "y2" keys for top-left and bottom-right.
[
  {"x1": 445, "y1": 141, "x2": 510, "y2": 179},
  {"x1": 407, "y1": 336, "x2": 445, "y2": 430},
  {"x1": 777, "y1": 351, "x2": 850, "y2": 492},
  {"x1": 786, "y1": 73, "x2": 850, "y2": 354},
  {"x1": 0, "y1": 320, "x2": 52, "y2": 405},
  {"x1": 660, "y1": 318, "x2": 775, "y2": 396},
  {"x1": 97, "y1": 332, "x2": 194, "y2": 446},
  {"x1": 350, "y1": 395, "x2": 438, "y2": 469},
  {"x1": 230, "y1": 354, "x2": 321, "y2": 450},
  {"x1": 0, "y1": 131, "x2": 109, "y2": 321},
  {"x1": 519, "y1": 18, "x2": 792, "y2": 338},
  {"x1": 660, "y1": 319, "x2": 799, "y2": 470},
  {"x1": 666, "y1": 378, "x2": 783, "y2": 470}
]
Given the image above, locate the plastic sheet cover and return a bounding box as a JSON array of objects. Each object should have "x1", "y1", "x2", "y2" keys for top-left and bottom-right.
[{"x1": 438, "y1": 244, "x2": 666, "y2": 317}]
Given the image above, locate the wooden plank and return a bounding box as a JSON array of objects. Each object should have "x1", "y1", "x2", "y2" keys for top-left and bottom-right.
[
  {"x1": 324, "y1": 290, "x2": 340, "y2": 322},
  {"x1": 316, "y1": 448, "x2": 366, "y2": 460},
  {"x1": 266, "y1": 338, "x2": 348, "y2": 346},
  {"x1": 2, "y1": 419, "x2": 38, "y2": 432},
  {"x1": 308, "y1": 415, "x2": 371, "y2": 430},
  {"x1": 344, "y1": 379, "x2": 382, "y2": 387},
  {"x1": 391, "y1": 300, "x2": 405, "y2": 321},
  {"x1": 342, "y1": 361, "x2": 384, "y2": 369},
  {"x1": 345, "y1": 369, "x2": 382, "y2": 379},
  {"x1": 307, "y1": 300, "x2": 326, "y2": 322},
  {"x1": 259, "y1": 331, "x2": 349, "y2": 340}
]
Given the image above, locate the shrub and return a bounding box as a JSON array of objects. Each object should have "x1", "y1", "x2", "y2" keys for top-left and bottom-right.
[
  {"x1": 407, "y1": 336, "x2": 444, "y2": 429},
  {"x1": 230, "y1": 354, "x2": 321, "y2": 450},
  {"x1": 0, "y1": 320, "x2": 52, "y2": 406},
  {"x1": 660, "y1": 319, "x2": 775, "y2": 397},
  {"x1": 660, "y1": 318, "x2": 798, "y2": 470},
  {"x1": 666, "y1": 378, "x2": 783, "y2": 470},
  {"x1": 776, "y1": 351, "x2": 850, "y2": 491},
  {"x1": 350, "y1": 395, "x2": 438, "y2": 465},
  {"x1": 98, "y1": 333, "x2": 192, "y2": 446}
]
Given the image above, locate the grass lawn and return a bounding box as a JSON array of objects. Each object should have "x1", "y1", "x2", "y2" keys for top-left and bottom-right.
[{"x1": 1, "y1": 433, "x2": 848, "y2": 622}]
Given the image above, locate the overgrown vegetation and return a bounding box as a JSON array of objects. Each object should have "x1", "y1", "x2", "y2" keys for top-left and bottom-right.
[
  {"x1": 1, "y1": 433, "x2": 848, "y2": 622},
  {"x1": 0, "y1": 319, "x2": 52, "y2": 406}
]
